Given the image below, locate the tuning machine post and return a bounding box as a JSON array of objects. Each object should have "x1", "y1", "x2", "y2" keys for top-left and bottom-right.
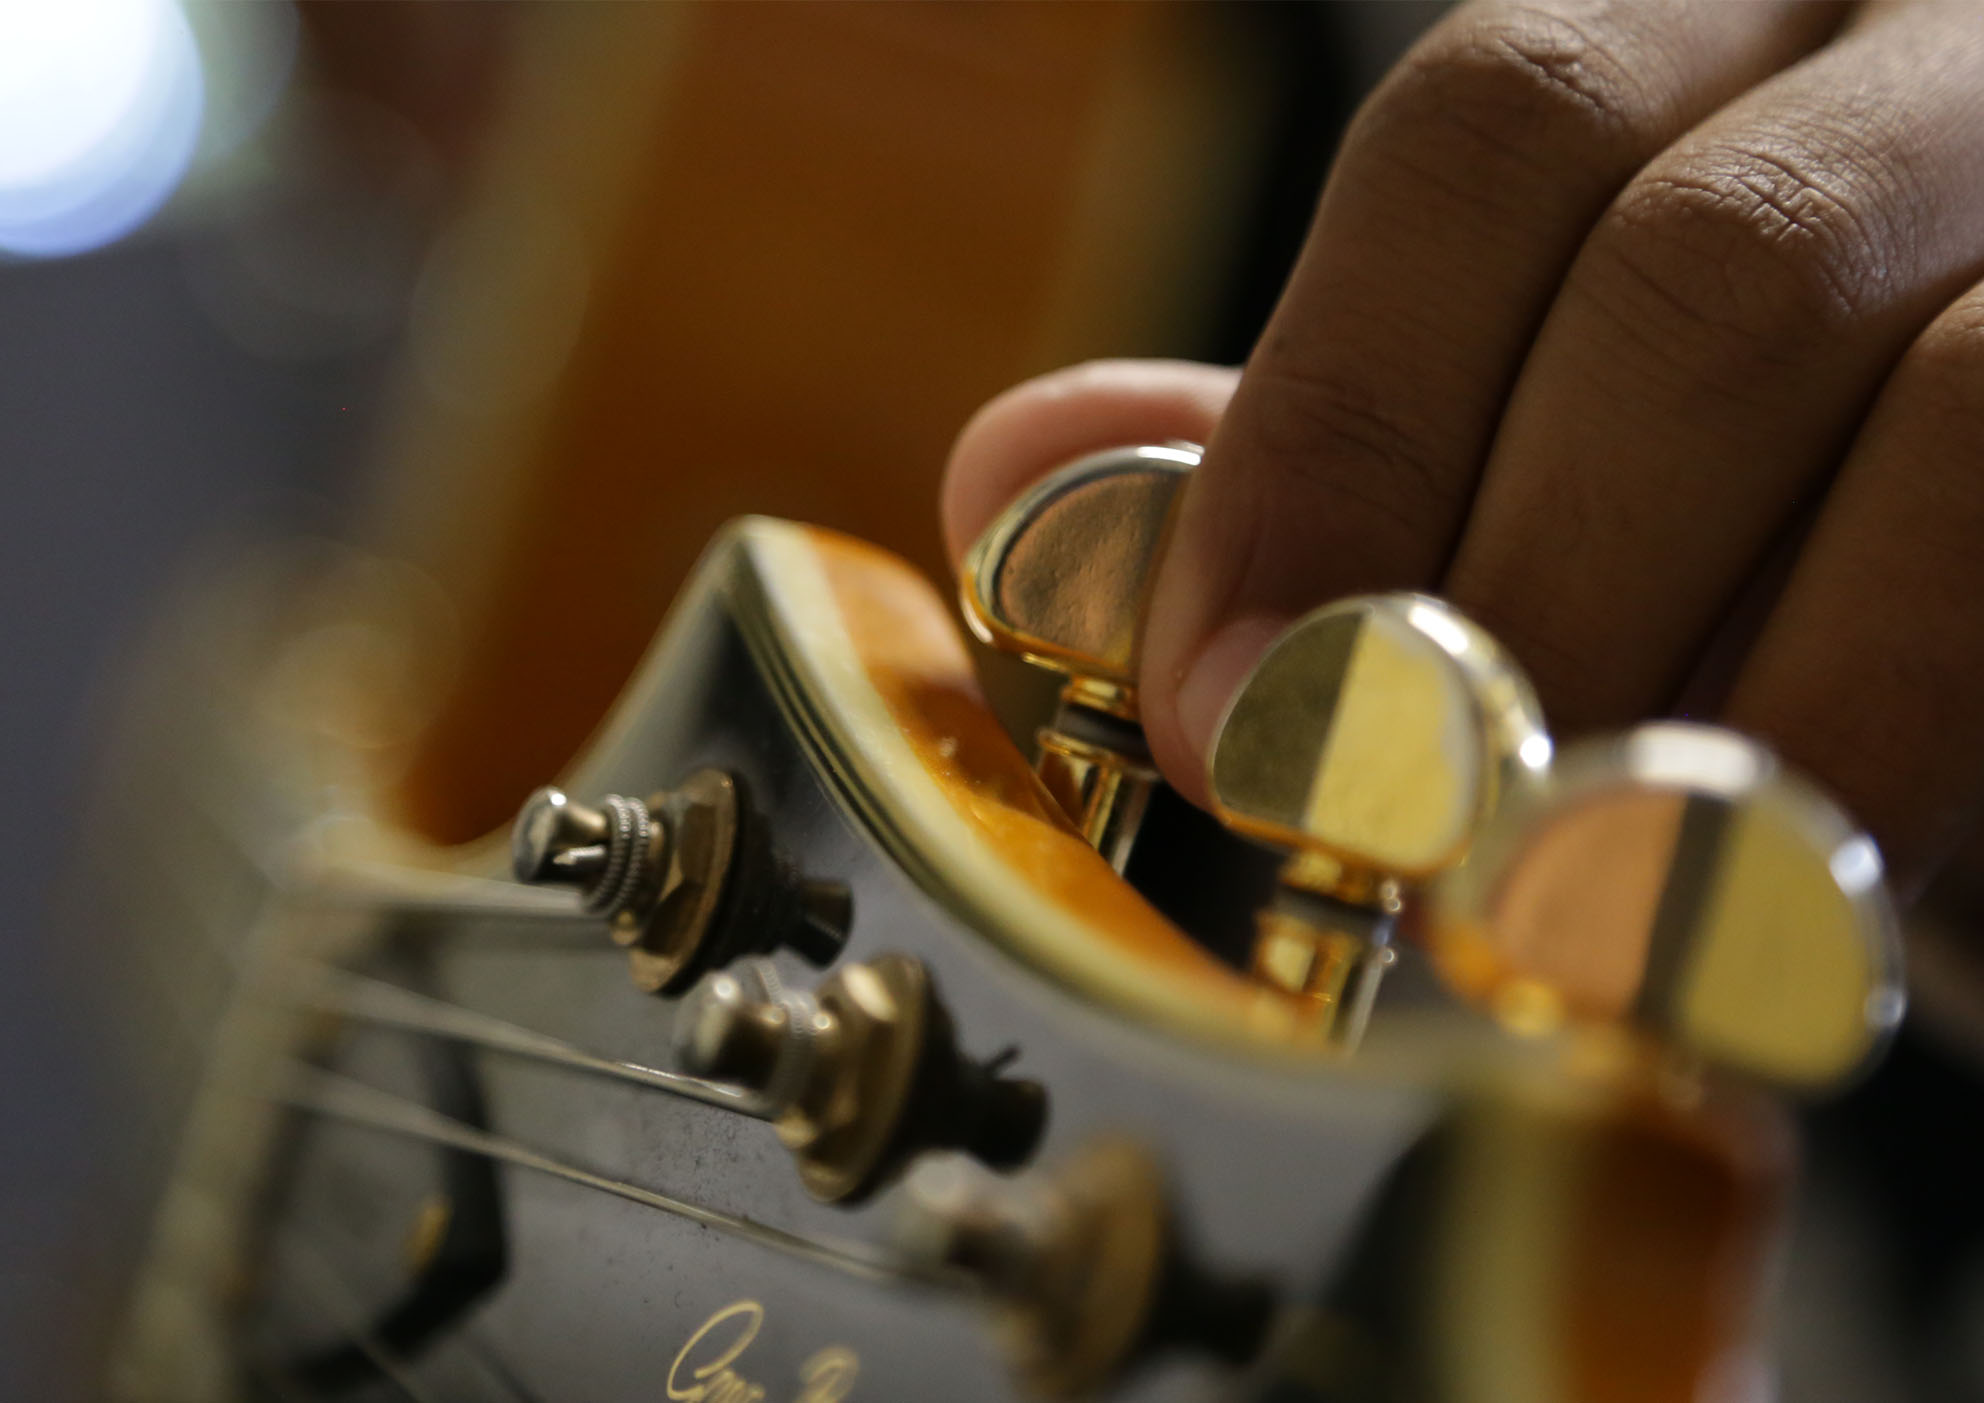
[
  {"x1": 510, "y1": 772, "x2": 850, "y2": 995},
  {"x1": 1207, "y1": 594, "x2": 1551, "y2": 1048},
  {"x1": 893, "y1": 1139, "x2": 1273, "y2": 1399},
  {"x1": 673, "y1": 954, "x2": 1047, "y2": 1202},
  {"x1": 1425, "y1": 721, "x2": 1906, "y2": 1091},
  {"x1": 960, "y1": 443, "x2": 1196, "y2": 870}
]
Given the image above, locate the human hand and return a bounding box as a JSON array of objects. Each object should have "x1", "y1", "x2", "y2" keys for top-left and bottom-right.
[{"x1": 943, "y1": 0, "x2": 1984, "y2": 902}]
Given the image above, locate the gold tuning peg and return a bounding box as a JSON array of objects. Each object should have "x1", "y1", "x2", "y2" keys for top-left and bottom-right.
[
  {"x1": 1207, "y1": 593, "x2": 1551, "y2": 1046},
  {"x1": 1425, "y1": 721, "x2": 1905, "y2": 1091},
  {"x1": 510, "y1": 775, "x2": 850, "y2": 995},
  {"x1": 673, "y1": 954, "x2": 1047, "y2": 1202},
  {"x1": 960, "y1": 442, "x2": 1197, "y2": 870},
  {"x1": 892, "y1": 1138, "x2": 1273, "y2": 1397}
]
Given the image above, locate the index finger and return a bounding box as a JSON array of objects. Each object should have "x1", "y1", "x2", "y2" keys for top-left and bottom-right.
[{"x1": 1138, "y1": 0, "x2": 1840, "y2": 800}]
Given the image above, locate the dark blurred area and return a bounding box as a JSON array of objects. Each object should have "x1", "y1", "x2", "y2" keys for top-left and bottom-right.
[{"x1": 5, "y1": 5, "x2": 1979, "y2": 1402}]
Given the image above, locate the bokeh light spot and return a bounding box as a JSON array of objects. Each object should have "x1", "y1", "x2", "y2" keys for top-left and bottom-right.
[{"x1": 0, "y1": 0, "x2": 205, "y2": 258}]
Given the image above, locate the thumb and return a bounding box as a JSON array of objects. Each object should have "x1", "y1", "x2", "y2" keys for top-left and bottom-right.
[{"x1": 939, "y1": 360, "x2": 1238, "y2": 568}]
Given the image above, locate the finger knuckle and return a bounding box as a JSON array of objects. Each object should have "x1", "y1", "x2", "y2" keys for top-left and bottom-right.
[
  {"x1": 1239, "y1": 352, "x2": 1455, "y2": 555},
  {"x1": 1591, "y1": 129, "x2": 1908, "y2": 368},
  {"x1": 1364, "y1": 7, "x2": 1650, "y2": 197}
]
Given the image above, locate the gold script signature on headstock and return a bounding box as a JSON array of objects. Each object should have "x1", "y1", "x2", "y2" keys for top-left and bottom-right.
[{"x1": 667, "y1": 1300, "x2": 859, "y2": 1403}]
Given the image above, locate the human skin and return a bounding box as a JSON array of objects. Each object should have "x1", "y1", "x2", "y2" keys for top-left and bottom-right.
[{"x1": 941, "y1": 0, "x2": 1984, "y2": 906}]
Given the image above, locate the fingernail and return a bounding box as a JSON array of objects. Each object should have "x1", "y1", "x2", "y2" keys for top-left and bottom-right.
[{"x1": 1172, "y1": 614, "x2": 1288, "y2": 766}]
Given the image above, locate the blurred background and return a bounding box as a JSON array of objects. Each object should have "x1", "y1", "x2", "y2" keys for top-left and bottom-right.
[
  {"x1": 0, "y1": 4, "x2": 1437, "y2": 1395},
  {"x1": 4, "y1": 4, "x2": 1979, "y2": 1402}
]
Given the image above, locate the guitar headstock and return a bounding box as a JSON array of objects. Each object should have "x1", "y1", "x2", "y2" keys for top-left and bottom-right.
[{"x1": 113, "y1": 471, "x2": 1902, "y2": 1402}]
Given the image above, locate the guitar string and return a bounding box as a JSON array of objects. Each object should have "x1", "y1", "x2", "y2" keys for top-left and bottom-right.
[
  {"x1": 271, "y1": 1064, "x2": 974, "y2": 1294},
  {"x1": 244, "y1": 1356, "x2": 334, "y2": 1403},
  {"x1": 275, "y1": 964, "x2": 777, "y2": 1118},
  {"x1": 261, "y1": 1238, "x2": 551, "y2": 1397},
  {"x1": 451, "y1": 1326, "x2": 553, "y2": 1403},
  {"x1": 258, "y1": 1231, "x2": 447, "y2": 1403},
  {"x1": 259, "y1": 1230, "x2": 548, "y2": 1403},
  {"x1": 297, "y1": 860, "x2": 601, "y2": 928}
]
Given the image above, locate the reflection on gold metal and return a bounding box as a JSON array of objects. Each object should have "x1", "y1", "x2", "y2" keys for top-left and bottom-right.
[
  {"x1": 400, "y1": 1194, "x2": 454, "y2": 1276},
  {"x1": 961, "y1": 444, "x2": 1196, "y2": 682},
  {"x1": 1210, "y1": 595, "x2": 1548, "y2": 873},
  {"x1": 961, "y1": 444, "x2": 1195, "y2": 869},
  {"x1": 1251, "y1": 909, "x2": 1399, "y2": 1044},
  {"x1": 894, "y1": 1136, "x2": 1274, "y2": 1398},
  {"x1": 779, "y1": 956, "x2": 927, "y2": 1203},
  {"x1": 894, "y1": 1139, "x2": 1168, "y2": 1399},
  {"x1": 1034, "y1": 721, "x2": 1160, "y2": 868},
  {"x1": 674, "y1": 955, "x2": 1045, "y2": 1202},
  {"x1": 1429, "y1": 722, "x2": 1905, "y2": 1090},
  {"x1": 1209, "y1": 595, "x2": 1549, "y2": 1047}
]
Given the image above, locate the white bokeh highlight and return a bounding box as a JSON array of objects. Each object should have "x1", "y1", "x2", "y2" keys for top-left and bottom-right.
[{"x1": 0, "y1": 0, "x2": 205, "y2": 258}]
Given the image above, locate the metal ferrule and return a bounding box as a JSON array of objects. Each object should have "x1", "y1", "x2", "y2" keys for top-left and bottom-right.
[{"x1": 1035, "y1": 682, "x2": 1159, "y2": 873}]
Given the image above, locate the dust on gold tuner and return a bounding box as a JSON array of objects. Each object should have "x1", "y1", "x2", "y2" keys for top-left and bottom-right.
[{"x1": 113, "y1": 445, "x2": 1903, "y2": 1402}]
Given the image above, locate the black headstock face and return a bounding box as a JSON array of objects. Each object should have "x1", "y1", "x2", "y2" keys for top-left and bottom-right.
[
  {"x1": 234, "y1": 529, "x2": 1442, "y2": 1402},
  {"x1": 118, "y1": 518, "x2": 1869, "y2": 1403}
]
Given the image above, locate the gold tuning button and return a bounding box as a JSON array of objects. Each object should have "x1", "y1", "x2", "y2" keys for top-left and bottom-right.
[
  {"x1": 960, "y1": 442, "x2": 1197, "y2": 870},
  {"x1": 892, "y1": 1139, "x2": 1273, "y2": 1398},
  {"x1": 1208, "y1": 593, "x2": 1551, "y2": 1047},
  {"x1": 672, "y1": 954, "x2": 1047, "y2": 1202},
  {"x1": 1426, "y1": 721, "x2": 1906, "y2": 1090}
]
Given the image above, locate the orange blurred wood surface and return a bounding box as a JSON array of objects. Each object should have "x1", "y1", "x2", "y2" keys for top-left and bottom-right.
[{"x1": 345, "y1": 3, "x2": 1257, "y2": 844}]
